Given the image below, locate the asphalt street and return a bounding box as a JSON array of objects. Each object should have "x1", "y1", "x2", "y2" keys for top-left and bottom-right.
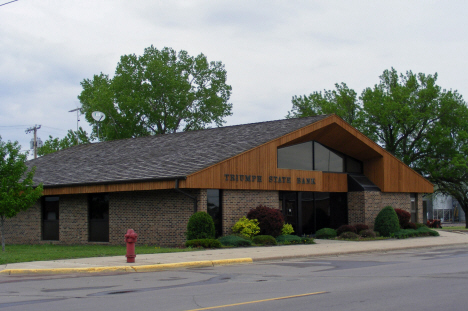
[{"x1": 1, "y1": 245, "x2": 468, "y2": 311}]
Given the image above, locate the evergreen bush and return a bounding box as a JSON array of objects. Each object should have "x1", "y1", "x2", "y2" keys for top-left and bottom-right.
[
  {"x1": 276, "y1": 234, "x2": 302, "y2": 244},
  {"x1": 315, "y1": 228, "x2": 337, "y2": 239},
  {"x1": 186, "y1": 211, "x2": 215, "y2": 240},
  {"x1": 218, "y1": 235, "x2": 252, "y2": 247},
  {"x1": 247, "y1": 205, "x2": 284, "y2": 237},
  {"x1": 185, "y1": 239, "x2": 221, "y2": 248},
  {"x1": 374, "y1": 206, "x2": 400, "y2": 237},
  {"x1": 252, "y1": 235, "x2": 277, "y2": 245}
]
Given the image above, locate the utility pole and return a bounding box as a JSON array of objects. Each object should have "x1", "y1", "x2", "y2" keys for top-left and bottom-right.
[
  {"x1": 68, "y1": 107, "x2": 81, "y2": 145},
  {"x1": 25, "y1": 124, "x2": 41, "y2": 159}
]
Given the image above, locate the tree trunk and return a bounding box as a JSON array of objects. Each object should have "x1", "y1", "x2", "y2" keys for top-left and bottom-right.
[{"x1": 1, "y1": 216, "x2": 5, "y2": 252}]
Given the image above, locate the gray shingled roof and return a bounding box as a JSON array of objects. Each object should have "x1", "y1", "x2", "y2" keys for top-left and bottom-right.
[{"x1": 27, "y1": 115, "x2": 329, "y2": 187}]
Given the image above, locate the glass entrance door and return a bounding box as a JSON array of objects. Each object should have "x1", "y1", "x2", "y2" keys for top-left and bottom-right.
[{"x1": 280, "y1": 191, "x2": 348, "y2": 235}]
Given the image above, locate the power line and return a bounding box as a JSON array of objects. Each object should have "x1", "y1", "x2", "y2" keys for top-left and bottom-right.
[{"x1": 0, "y1": 0, "x2": 18, "y2": 7}]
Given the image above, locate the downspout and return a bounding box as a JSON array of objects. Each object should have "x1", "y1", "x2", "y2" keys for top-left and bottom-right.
[{"x1": 175, "y1": 179, "x2": 198, "y2": 213}]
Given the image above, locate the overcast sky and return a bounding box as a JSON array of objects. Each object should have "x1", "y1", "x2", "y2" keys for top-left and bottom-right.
[{"x1": 1, "y1": 0, "x2": 467, "y2": 156}]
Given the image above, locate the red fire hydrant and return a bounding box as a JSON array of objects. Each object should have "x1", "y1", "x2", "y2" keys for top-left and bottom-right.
[{"x1": 124, "y1": 229, "x2": 138, "y2": 263}]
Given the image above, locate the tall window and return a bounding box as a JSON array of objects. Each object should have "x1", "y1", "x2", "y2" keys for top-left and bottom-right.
[
  {"x1": 410, "y1": 193, "x2": 418, "y2": 223},
  {"x1": 278, "y1": 141, "x2": 361, "y2": 173},
  {"x1": 207, "y1": 189, "x2": 222, "y2": 237},
  {"x1": 42, "y1": 196, "x2": 59, "y2": 241},
  {"x1": 314, "y1": 142, "x2": 344, "y2": 172},
  {"x1": 277, "y1": 141, "x2": 313, "y2": 170},
  {"x1": 89, "y1": 194, "x2": 109, "y2": 242}
]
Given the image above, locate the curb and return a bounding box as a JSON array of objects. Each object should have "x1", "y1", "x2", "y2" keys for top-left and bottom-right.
[{"x1": 0, "y1": 258, "x2": 254, "y2": 275}]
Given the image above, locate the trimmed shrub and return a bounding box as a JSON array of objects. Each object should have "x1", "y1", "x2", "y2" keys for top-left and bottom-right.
[
  {"x1": 315, "y1": 228, "x2": 337, "y2": 239},
  {"x1": 403, "y1": 222, "x2": 417, "y2": 230},
  {"x1": 186, "y1": 212, "x2": 215, "y2": 240},
  {"x1": 247, "y1": 205, "x2": 284, "y2": 237},
  {"x1": 252, "y1": 235, "x2": 277, "y2": 246},
  {"x1": 282, "y1": 223, "x2": 295, "y2": 235},
  {"x1": 374, "y1": 206, "x2": 400, "y2": 237},
  {"x1": 354, "y1": 224, "x2": 369, "y2": 233},
  {"x1": 276, "y1": 234, "x2": 302, "y2": 244},
  {"x1": 232, "y1": 217, "x2": 260, "y2": 239},
  {"x1": 336, "y1": 225, "x2": 357, "y2": 236},
  {"x1": 301, "y1": 236, "x2": 315, "y2": 244},
  {"x1": 218, "y1": 235, "x2": 252, "y2": 247},
  {"x1": 276, "y1": 234, "x2": 314, "y2": 245},
  {"x1": 394, "y1": 208, "x2": 411, "y2": 228},
  {"x1": 415, "y1": 223, "x2": 427, "y2": 229},
  {"x1": 359, "y1": 229, "x2": 376, "y2": 238},
  {"x1": 416, "y1": 226, "x2": 439, "y2": 236},
  {"x1": 339, "y1": 231, "x2": 360, "y2": 240},
  {"x1": 185, "y1": 239, "x2": 221, "y2": 248}
]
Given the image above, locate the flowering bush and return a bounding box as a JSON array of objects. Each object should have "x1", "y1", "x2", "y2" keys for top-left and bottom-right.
[{"x1": 232, "y1": 216, "x2": 260, "y2": 239}]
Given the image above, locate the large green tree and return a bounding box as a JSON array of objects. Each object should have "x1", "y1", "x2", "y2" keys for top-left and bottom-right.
[
  {"x1": 287, "y1": 82, "x2": 359, "y2": 124},
  {"x1": 78, "y1": 46, "x2": 232, "y2": 140},
  {"x1": 38, "y1": 127, "x2": 91, "y2": 156},
  {"x1": 287, "y1": 68, "x2": 468, "y2": 227},
  {"x1": 0, "y1": 137, "x2": 43, "y2": 251}
]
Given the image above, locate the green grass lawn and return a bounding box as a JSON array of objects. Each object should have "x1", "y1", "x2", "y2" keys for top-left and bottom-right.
[{"x1": 0, "y1": 244, "x2": 198, "y2": 265}]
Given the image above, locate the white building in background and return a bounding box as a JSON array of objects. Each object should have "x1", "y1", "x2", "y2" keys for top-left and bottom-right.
[{"x1": 425, "y1": 194, "x2": 465, "y2": 223}]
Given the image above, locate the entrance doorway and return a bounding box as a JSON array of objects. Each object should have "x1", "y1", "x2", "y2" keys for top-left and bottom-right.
[{"x1": 279, "y1": 191, "x2": 347, "y2": 235}]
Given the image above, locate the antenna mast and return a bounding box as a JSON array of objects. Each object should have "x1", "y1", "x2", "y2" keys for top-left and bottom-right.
[{"x1": 69, "y1": 107, "x2": 81, "y2": 145}]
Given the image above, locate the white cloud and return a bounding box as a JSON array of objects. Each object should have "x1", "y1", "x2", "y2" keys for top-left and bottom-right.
[{"x1": 0, "y1": 0, "x2": 467, "y2": 157}]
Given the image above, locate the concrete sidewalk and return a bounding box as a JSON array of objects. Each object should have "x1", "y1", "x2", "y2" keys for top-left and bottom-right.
[{"x1": 1, "y1": 230, "x2": 468, "y2": 275}]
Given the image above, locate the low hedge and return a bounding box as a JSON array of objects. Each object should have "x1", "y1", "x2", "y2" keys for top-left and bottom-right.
[
  {"x1": 338, "y1": 231, "x2": 360, "y2": 240},
  {"x1": 336, "y1": 225, "x2": 357, "y2": 236},
  {"x1": 252, "y1": 235, "x2": 277, "y2": 246},
  {"x1": 315, "y1": 228, "x2": 337, "y2": 239},
  {"x1": 185, "y1": 239, "x2": 222, "y2": 248},
  {"x1": 276, "y1": 235, "x2": 315, "y2": 245},
  {"x1": 359, "y1": 229, "x2": 376, "y2": 238},
  {"x1": 218, "y1": 235, "x2": 252, "y2": 247},
  {"x1": 391, "y1": 227, "x2": 439, "y2": 239}
]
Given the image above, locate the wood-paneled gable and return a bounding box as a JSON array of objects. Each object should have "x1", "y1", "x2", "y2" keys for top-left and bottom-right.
[{"x1": 186, "y1": 115, "x2": 433, "y2": 193}]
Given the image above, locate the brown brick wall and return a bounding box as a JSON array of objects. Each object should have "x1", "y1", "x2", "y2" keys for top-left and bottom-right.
[
  {"x1": 110, "y1": 190, "x2": 197, "y2": 246},
  {"x1": 3, "y1": 201, "x2": 41, "y2": 244},
  {"x1": 2, "y1": 190, "x2": 199, "y2": 247},
  {"x1": 222, "y1": 190, "x2": 279, "y2": 236},
  {"x1": 347, "y1": 191, "x2": 417, "y2": 228},
  {"x1": 59, "y1": 194, "x2": 88, "y2": 244}
]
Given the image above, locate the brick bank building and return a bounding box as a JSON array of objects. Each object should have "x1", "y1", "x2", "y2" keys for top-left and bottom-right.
[{"x1": 6, "y1": 115, "x2": 433, "y2": 246}]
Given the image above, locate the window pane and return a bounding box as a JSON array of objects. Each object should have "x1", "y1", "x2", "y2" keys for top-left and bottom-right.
[
  {"x1": 207, "y1": 189, "x2": 222, "y2": 237},
  {"x1": 329, "y1": 150, "x2": 344, "y2": 172},
  {"x1": 278, "y1": 141, "x2": 313, "y2": 170},
  {"x1": 346, "y1": 157, "x2": 362, "y2": 173},
  {"x1": 314, "y1": 142, "x2": 343, "y2": 172},
  {"x1": 314, "y1": 142, "x2": 329, "y2": 171}
]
